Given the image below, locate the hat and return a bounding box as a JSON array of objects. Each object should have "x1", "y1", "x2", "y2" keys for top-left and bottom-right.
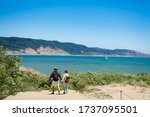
[{"x1": 54, "y1": 67, "x2": 58, "y2": 70}]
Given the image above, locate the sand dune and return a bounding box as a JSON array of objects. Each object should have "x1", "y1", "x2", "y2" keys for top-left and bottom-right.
[{"x1": 84, "y1": 84, "x2": 150, "y2": 100}]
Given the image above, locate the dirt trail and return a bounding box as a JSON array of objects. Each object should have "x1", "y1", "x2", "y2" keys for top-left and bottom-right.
[{"x1": 5, "y1": 90, "x2": 89, "y2": 100}]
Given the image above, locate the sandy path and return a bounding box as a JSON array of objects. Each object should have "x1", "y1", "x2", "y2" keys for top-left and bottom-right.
[
  {"x1": 5, "y1": 85, "x2": 150, "y2": 100},
  {"x1": 5, "y1": 90, "x2": 89, "y2": 100}
]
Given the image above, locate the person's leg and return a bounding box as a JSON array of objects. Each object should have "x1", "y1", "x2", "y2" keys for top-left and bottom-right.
[
  {"x1": 63, "y1": 83, "x2": 66, "y2": 94},
  {"x1": 51, "y1": 86, "x2": 54, "y2": 94},
  {"x1": 65, "y1": 83, "x2": 68, "y2": 94},
  {"x1": 51, "y1": 81, "x2": 54, "y2": 94},
  {"x1": 57, "y1": 81, "x2": 60, "y2": 95}
]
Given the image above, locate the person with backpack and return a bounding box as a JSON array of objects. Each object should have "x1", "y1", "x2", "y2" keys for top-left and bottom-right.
[
  {"x1": 49, "y1": 67, "x2": 62, "y2": 95},
  {"x1": 62, "y1": 70, "x2": 70, "y2": 94}
]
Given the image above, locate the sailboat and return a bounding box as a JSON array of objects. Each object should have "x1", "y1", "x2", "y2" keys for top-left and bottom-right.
[{"x1": 105, "y1": 56, "x2": 108, "y2": 60}]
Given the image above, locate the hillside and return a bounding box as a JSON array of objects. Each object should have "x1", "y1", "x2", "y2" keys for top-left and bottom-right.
[{"x1": 0, "y1": 36, "x2": 149, "y2": 56}]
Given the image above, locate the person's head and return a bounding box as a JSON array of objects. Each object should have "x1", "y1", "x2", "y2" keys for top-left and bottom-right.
[
  {"x1": 54, "y1": 67, "x2": 58, "y2": 71},
  {"x1": 64, "y1": 70, "x2": 68, "y2": 73}
]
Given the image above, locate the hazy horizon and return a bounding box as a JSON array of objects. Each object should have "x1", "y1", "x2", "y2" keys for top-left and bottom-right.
[{"x1": 0, "y1": 0, "x2": 150, "y2": 54}]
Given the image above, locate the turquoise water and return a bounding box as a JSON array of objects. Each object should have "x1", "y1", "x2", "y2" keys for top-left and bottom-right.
[{"x1": 19, "y1": 55, "x2": 150, "y2": 75}]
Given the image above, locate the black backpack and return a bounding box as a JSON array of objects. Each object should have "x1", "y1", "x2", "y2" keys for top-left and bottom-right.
[{"x1": 52, "y1": 72, "x2": 60, "y2": 81}]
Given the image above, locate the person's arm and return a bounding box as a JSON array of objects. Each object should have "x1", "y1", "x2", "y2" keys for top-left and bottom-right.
[
  {"x1": 62, "y1": 74, "x2": 66, "y2": 82},
  {"x1": 59, "y1": 73, "x2": 62, "y2": 80},
  {"x1": 49, "y1": 72, "x2": 53, "y2": 82}
]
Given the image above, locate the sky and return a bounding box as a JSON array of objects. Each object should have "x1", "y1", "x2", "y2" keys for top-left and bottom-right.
[{"x1": 0, "y1": 0, "x2": 150, "y2": 53}]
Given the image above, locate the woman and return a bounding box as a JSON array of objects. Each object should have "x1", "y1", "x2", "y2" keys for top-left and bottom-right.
[{"x1": 62, "y1": 70, "x2": 70, "y2": 94}]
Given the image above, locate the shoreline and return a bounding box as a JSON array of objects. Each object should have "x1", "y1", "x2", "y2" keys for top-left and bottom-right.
[{"x1": 8, "y1": 54, "x2": 150, "y2": 58}]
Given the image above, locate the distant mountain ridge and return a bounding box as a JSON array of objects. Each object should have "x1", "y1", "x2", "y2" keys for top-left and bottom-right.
[{"x1": 0, "y1": 36, "x2": 149, "y2": 57}]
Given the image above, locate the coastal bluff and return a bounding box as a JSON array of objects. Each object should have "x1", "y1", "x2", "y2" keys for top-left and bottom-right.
[{"x1": 0, "y1": 36, "x2": 149, "y2": 56}]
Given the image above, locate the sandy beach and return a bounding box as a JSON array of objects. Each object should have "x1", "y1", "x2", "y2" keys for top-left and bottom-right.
[{"x1": 5, "y1": 84, "x2": 150, "y2": 100}]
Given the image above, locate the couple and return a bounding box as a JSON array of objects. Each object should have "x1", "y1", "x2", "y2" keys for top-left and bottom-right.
[{"x1": 49, "y1": 67, "x2": 70, "y2": 95}]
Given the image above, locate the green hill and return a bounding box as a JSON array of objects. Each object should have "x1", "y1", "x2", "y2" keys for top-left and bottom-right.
[{"x1": 0, "y1": 36, "x2": 149, "y2": 56}]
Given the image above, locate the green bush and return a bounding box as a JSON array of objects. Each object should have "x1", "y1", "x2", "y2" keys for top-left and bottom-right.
[
  {"x1": 69, "y1": 72, "x2": 150, "y2": 91},
  {"x1": 0, "y1": 48, "x2": 49, "y2": 99},
  {"x1": 0, "y1": 48, "x2": 21, "y2": 99}
]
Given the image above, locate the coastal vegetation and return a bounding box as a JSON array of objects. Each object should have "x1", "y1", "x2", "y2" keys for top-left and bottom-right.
[
  {"x1": 0, "y1": 48, "x2": 48, "y2": 99},
  {"x1": 0, "y1": 48, "x2": 150, "y2": 99},
  {"x1": 69, "y1": 72, "x2": 150, "y2": 91}
]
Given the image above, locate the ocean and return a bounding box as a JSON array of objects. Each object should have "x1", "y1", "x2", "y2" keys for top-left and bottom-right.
[{"x1": 18, "y1": 55, "x2": 150, "y2": 75}]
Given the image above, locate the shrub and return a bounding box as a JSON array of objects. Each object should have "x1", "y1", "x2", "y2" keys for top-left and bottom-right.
[
  {"x1": 69, "y1": 72, "x2": 150, "y2": 91},
  {"x1": 0, "y1": 48, "x2": 49, "y2": 99},
  {"x1": 0, "y1": 47, "x2": 21, "y2": 99}
]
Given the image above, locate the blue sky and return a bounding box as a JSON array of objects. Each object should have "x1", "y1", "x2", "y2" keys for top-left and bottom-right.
[{"x1": 0, "y1": 0, "x2": 150, "y2": 53}]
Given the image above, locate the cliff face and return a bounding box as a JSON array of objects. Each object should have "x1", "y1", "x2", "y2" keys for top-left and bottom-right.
[
  {"x1": 6, "y1": 47, "x2": 70, "y2": 55},
  {"x1": 0, "y1": 36, "x2": 149, "y2": 56}
]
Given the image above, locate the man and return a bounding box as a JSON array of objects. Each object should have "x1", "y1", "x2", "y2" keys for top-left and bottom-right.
[{"x1": 49, "y1": 67, "x2": 62, "y2": 95}]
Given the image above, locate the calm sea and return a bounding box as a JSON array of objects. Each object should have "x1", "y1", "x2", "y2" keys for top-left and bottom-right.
[{"x1": 18, "y1": 55, "x2": 150, "y2": 75}]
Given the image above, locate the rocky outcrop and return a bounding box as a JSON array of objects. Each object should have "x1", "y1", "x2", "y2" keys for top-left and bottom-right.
[
  {"x1": 6, "y1": 47, "x2": 70, "y2": 55},
  {"x1": 36, "y1": 47, "x2": 69, "y2": 55}
]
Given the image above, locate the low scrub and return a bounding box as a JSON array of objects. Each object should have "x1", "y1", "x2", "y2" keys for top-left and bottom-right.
[{"x1": 69, "y1": 72, "x2": 150, "y2": 91}]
